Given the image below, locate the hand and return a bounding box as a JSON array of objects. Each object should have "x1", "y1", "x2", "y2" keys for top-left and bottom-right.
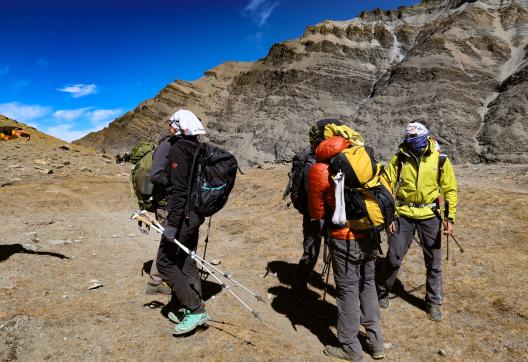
[
  {"x1": 163, "y1": 225, "x2": 178, "y2": 241},
  {"x1": 443, "y1": 220, "x2": 454, "y2": 235},
  {"x1": 387, "y1": 221, "x2": 396, "y2": 235}
]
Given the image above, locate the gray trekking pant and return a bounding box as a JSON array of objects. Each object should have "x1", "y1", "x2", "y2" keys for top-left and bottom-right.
[
  {"x1": 377, "y1": 216, "x2": 443, "y2": 305},
  {"x1": 329, "y1": 234, "x2": 383, "y2": 356},
  {"x1": 294, "y1": 214, "x2": 322, "y2": 291},
  {"x1": 148, "y1": 207, "x2": 168, "y2": 286},
  {"x1": 156, "y1": 212, "x2": 205, "y2": 313}
]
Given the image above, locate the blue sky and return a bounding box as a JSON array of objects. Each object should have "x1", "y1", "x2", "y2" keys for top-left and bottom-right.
[{"x1": 0, "y1": 0, "x2": 418, "y2": 142}]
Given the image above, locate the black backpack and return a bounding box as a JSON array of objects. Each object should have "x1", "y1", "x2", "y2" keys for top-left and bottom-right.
[
  {"x1": 282, "y1": 148, "x2": 315, "y2": 214},
  {"x1": 185, "y1": 142, "x2": 238, "y2": 217}
]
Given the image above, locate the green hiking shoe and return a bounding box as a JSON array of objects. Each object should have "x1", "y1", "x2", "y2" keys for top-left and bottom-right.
[
  {"x1": 168, "y1": 308, "x2": 190, "y2": 324},
  {"x1": 172, "y1": 311, "x2": 210, "y2": 335},
  {"x1": 426, "y1": 303, "x2": 442, "y2": 321},
  {"x1": 323, "y1": 345, "x2": 362, "y2": 361},
  {"x1": 145, "y1": 282, "x2": 171, "y2": 296}
]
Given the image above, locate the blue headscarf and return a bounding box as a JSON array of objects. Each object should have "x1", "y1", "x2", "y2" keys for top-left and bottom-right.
[
  {"x1": 404, "y1": 121, "x2": 430, "y2": 154},
  {"x1": 405, "y1": 134, "x2": 429, "y2": 154}
]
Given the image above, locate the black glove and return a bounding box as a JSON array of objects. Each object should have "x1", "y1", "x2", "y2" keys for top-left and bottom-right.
[{"x1": 163, "y1": 225, "x2": 178, "y2": 241}]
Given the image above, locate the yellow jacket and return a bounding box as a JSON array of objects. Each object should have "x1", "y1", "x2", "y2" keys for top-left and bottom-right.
[{"x1": 387, "y1": 138, "x2": 458, "y2": 221}]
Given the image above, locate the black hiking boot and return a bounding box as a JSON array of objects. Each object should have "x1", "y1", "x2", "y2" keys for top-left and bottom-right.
[
  {"x1": 367, "y1": 345, "x2": 385, "y2": 360},
  {"x1": 426, "y1": 303, "x2": 442, "y2": 321},
  {"x1": 324, "y1": 345, "x2": 362, "y2": 361}
]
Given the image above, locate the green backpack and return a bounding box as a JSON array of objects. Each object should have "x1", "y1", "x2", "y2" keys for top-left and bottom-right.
[{"x1": 130, "y1": 141, "x2": 158, "y2": 211}]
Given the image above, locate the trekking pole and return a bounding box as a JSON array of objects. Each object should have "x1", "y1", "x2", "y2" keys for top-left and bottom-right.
[
  {"x1": 449, "y1": 234, "x2": 464, "y2": 253},
  {"x1": 133, "y1": 211, "x2": 266, "y2": 304},
  {"x1": 322, "y1": 249, "x2": 332, "y2": 302},
  {"x1": 200, "y1": 217, "x2": 212, "y2": 280},
  {"x1": 131, "y1": 212, "x2": 263, "y2": 320},
  {"x1": 151, "y1": 215, "x2": 266, "y2": 304},
  {"x1": 446, "y1": 233, "x2": 449, "y2": 261},
  {"x1": 321, "y1": 243, "x2": 330, "y2": 282}
]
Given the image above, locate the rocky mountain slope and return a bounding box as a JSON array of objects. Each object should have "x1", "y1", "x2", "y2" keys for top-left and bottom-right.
[
  {"x1": 74, "y1": 0, "x2": 528, "y2": 165},
  {"x1": 0, "y1": 115, "x2": 124, "y2": 186}
]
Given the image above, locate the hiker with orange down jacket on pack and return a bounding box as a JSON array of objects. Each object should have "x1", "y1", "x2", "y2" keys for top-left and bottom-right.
[{"x1": 308, "y1": 120, "x2": 384, "y2": 361}]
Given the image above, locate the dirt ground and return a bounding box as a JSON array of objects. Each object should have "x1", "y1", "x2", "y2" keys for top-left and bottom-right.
[{"x1": 1, "y1": 135, "x2": 527, "y2": 361}]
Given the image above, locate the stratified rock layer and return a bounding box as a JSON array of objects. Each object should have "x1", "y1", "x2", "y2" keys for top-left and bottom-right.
[{"x1": 74, "y1": 0, "x2": 528, "y2": 165}]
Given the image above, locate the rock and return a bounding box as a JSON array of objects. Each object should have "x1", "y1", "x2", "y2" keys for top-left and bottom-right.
[
  {"x1": 33, "y1": 166, "x2": 53, "y2": 174},
  {"x1": 210, "y1": 259, "x2": 221, "y2": 265},
  {"x1": 1, "y1": 181, "x2": 13, "y2": 187},
  {"x1": 58, "y1": 145, "x2": 70, "y2": 150},
  {"x1": 24, "y1": 232, "x2": 39, "y2": 242},
  {"x1": 88, "y1": 280, "x2": 103, "y2": 290},
  {"x1": 34, "y1": 159, "x2": 49, "y2": 165},
  {"x1": 80, "y1": 166, "x2": 92, "y2": 172},
  {"x1": 48, "y1": 239, "x2": 74, "y2": 245},
  {"x1": 8, "y1": 164, "x2": 22, "y2": 169},
  {"x1": 24, "y1": 244, "x2": 41, "y2": 252},
  {"x1": 383, "y1": 343, "x2": 394, "y2": 349},
  {"x1": 438, "y1": 349, "x2": 447, "y2": 357}
]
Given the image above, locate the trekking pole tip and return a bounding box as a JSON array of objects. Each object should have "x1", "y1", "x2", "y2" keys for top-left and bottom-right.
[{"x1": 252, "y1": 311, "x2": 262, "y2": 321}]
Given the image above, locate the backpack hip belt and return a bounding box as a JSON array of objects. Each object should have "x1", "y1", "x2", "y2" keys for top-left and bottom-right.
[{"x1": 396, "y1": 199, "x2": 437, "y2": 209}]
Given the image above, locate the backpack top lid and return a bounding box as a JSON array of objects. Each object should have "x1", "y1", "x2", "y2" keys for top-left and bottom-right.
[{"x1": 309, "y1": 119, "x2": 364, "y2": 149}]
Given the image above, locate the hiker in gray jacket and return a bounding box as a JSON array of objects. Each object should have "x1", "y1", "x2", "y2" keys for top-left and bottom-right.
[{"x1": 145, "y1": 124, "x2": 178, "y2": 296}]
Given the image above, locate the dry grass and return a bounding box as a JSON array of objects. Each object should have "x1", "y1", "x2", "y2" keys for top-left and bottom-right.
[{"x1": 0, "y1": 163, "x2": 527, "y2": 361}]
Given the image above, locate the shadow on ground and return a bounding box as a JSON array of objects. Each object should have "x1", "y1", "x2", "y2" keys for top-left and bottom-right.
[
  {"x1": 266, "y1": 260, "x2": 337, "y2": 297},
  {"x1": 266, "y1": 260, "x2": 339, "y2": 347},
  {"x1": 0, "y1": 243, "x2": 68, "y2": 262},
  {"x1": 375, "y1": 257, "x2": 427, "y2": 311}
]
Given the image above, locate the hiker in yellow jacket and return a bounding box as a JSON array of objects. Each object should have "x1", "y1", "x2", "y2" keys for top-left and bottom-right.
[{"x1": 376, "y1": 121, "x2": 458, "y2": 321}]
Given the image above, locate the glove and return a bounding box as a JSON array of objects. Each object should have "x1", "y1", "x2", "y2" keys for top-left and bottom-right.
[{"x1": 163, "y1": 225, "x2": 178, "y2": 241}]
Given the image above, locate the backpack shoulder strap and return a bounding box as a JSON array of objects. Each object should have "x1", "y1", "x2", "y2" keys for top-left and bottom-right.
[
  {"x1": 184, "y1": 142, "x2": 203, "y2": 219},
  {"x1": 395, "y1": 153, "x2": 404, "y2": 187},
  {"x1": 437, "y1": 153, "x2": 447, "y2": 184}
]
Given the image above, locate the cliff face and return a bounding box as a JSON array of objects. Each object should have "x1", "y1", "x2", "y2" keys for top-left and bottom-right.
[{"x1": 74, "y1": 0, "x2": 528, "y2": 165}]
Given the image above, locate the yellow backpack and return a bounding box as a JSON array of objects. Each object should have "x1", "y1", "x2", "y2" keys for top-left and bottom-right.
[{"x1": 329, "y1": 145, "x2": 395, "y2": 231}]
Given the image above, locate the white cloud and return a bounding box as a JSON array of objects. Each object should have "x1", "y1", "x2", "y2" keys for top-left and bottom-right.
[
  {"x1": 245, "y1": 0, "x2": 266, "y2": 11},
  {"x1": 56, "y1": 83, "x2": 98, "y2": 98},
  {"x1": 0, "y1": 102, "x2": 51, "y2": 122},
  {"x1": 0, "y1": 101, "x2": 122, "y2": 142},
  {"x1": 244, "y1": 0, "x2": 279, "y2": 26},
  {"x1": 0, "y1": 64, "x2": 8, "y2": 76},
  {"x1": 53, "y1": 107, "x2": 92, "y2": 121},
  {"x1": 43, "y1": 123, "x2": 97, "y2": 143},
  {"x1": 88, "y1": 108, "x2": 123, "y2": 123}
]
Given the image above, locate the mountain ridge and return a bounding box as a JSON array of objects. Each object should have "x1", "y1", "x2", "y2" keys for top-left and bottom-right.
[{"x1": 74, "y1": 0, "x2": 528, "y2": 165}]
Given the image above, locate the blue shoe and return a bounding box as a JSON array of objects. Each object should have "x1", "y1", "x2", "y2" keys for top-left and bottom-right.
[
  {"x1": 172, "y1": 311, "x2": 210, "y2": 335},
  {"x1": 168, "y1": 308, "x2": 190, "y2": 323}
]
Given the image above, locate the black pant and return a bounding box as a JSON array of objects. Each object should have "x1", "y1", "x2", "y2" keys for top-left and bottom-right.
[
  {"x1": 294, "y1": 214, "x2": 322, "y2": 291},
  {"x1": 156, "y1": 212, "x2": 205, "y2": 313},
  {"x1": 376, "y1": 216, "x2": 443, "y2": 305}
]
